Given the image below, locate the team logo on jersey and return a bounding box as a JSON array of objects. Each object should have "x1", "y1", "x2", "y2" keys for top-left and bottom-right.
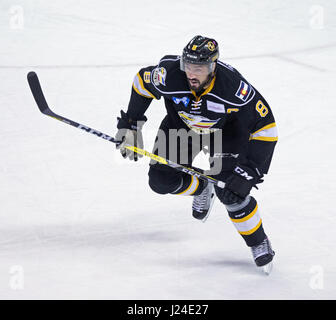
[
  {"x1": 172, "y1": 96, "x2": 190, "y2": 107},
  {"x1": 235, "y1": 80, "x2": 251, "y2": 102},
  {"x1": 153, "y1": 67, "x2": 167, "y2": 86},
  {"x1": 178, "y1": 111, "x2": 220, "y2": 131}
]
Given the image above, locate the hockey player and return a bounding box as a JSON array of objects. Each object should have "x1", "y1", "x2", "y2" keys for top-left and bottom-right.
[{"x1": 115, "y1": 35, "x2": 277, "y2": 271}]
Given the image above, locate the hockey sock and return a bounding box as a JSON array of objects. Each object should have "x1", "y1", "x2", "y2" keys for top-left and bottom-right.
[
  {"x1": 225, "y1": 196, "x2": 266, "y2": 247},
  {"x1": 171, "y1": 174, "x2": 206, "y2": 196}
]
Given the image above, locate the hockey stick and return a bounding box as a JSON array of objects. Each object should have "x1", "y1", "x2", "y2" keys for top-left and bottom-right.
[{"x1": 27, "y1": 71, "x2": 225, "y2": 189}]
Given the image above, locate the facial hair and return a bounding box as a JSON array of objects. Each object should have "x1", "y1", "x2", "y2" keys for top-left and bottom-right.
[
  {"x1": 188, "y1": 77, "x2": 210, "y2": 93},
  {"x1": 188, "y1": 78, "x2": 201, "y2": 91}
]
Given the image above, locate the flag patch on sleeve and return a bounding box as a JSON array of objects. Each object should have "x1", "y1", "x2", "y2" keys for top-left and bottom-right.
[{"x1": 235, "y1": 80, "x2": 252, "y2": 102}]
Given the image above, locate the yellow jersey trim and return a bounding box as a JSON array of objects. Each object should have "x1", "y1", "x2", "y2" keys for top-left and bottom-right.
[
  {"x1": 251, "y1": 122, "x2": 276, "y2": 136},
  {"x1": 133, "y1": 73, "x2": 156, "y2": 99},
  {"x1": 251, "y1": 136, "x2": 278, "y2": 142}
]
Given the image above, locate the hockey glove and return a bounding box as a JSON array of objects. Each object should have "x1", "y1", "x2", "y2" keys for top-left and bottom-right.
[
  {"x1": 218, "y1": 163, "x2": 263, "y2": 205},
  {"x1": 115, "y1": 110, "x2": 147, "y2": 161}
]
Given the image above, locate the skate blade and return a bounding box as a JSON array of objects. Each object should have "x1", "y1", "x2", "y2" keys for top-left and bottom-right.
[{"x1": 260, "y1": 262, "x2": 273, "y2": 275}]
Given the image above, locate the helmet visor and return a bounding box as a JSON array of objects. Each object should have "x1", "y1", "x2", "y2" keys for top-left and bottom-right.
[{"x1": 180, "y1": 59, "x2": 215, "y2": 76}]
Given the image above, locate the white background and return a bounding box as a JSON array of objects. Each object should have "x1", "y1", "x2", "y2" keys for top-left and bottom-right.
[{"x1": 0, "y1": 0, "x2": 335, "y2": 299}]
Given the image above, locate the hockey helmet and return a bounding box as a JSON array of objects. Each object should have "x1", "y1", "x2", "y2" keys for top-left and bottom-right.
[{"x1": 180, "y1": 35, "x2": 219, "y2": 74}]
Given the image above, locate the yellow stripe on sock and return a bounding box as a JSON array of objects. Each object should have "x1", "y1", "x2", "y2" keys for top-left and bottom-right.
[
  {"x1": 238, "y1": 219, "x2": 262, "y2": 235},
  {"x1": 230, "y1": 204, "x2": 258, "y2": 223},
  {"x1": 189, "y1": 177, "x2": 200, "y2": 195},
  {"x1": 176, "y1": 176, "x2": 194, "y2": 195}
]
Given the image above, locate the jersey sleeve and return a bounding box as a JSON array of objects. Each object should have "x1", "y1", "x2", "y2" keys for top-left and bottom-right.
[
  {"x1": 126, "y1": 64, "x2": 164, "y2": 120},
  {"x1": 243, "y1": 90, "x2": 278, "y2": 174}
]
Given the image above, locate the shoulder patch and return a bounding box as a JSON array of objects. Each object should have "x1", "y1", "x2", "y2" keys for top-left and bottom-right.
[
  {"x1": 235, "y1": 80, "x2": 252, "y2": 102},
  {"x1": 153, "y1": 67, "x2": 167, "y2": 86}
]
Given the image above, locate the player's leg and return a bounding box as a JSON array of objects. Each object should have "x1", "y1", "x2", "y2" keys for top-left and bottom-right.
[
  {"x1": 210, "y1": 121, "x2": 275, "y2": 268},
  {"x1": 148, "y1": 116, "x2": 205, "y2": 196},
  {"x1": 224, "y1": 195, "x2": 274, "y2": 268},
  {"x1": 190, "y1": 124, "x2": 245, "y2": 221}
]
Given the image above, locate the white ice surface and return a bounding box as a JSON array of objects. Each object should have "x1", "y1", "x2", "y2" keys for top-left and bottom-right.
[{"x1": 0, "y1": 0, "x2": 336, "y2": 299}]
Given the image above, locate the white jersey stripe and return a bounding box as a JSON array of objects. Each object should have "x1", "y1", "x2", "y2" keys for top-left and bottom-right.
[
  {"x1": 133, "y1": 73, "x2": 156, "y2": 99},
  {"x1": 250, "y1": 123, "x2": 278, "y2": 141}
]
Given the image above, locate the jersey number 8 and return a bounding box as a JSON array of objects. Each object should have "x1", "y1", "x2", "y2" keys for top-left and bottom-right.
[{"x1": 256, "y1": 100, "x2": 269, "y2": 117}]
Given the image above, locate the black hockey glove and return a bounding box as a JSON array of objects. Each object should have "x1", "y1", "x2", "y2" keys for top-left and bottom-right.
[
  {"x1": 217, "y1": 163, "x2": 264, "y2": 205},
  {"x1": 115, "y1": 110, "x2": 147, "y2": 161}
]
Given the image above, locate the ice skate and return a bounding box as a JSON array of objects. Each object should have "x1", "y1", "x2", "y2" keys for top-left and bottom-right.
[
  {"x1": 192, "y1": 182, "x2": 216, "y2": 222},
  {"x1": 251, "y1": 236, "x2": 275, "y2": 275}
]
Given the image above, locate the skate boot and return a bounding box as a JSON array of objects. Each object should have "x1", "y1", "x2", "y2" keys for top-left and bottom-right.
[
  {"x1": 251, "y1": 236, "x2": 275, "y2": 274},
  {"x1": 192, "y1": 182, "x2": 216, "y2": 222}
]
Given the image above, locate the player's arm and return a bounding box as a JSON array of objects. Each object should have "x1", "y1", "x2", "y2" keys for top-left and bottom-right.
[
  {"x1": 245, "y1": 95, "x2": 278, "y2": 175},
  {"x1": 217, "y1": 93, "x2": 278, "y2": 205},
  {"x1": 126, "y1": 67, "x2": 161, "y2": 119},
  {"x1": 115, "y1": 65, "x2": 162, "y2": 161}
]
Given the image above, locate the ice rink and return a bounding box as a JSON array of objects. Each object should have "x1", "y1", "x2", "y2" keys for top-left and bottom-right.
[{"x1": 1, "y1": 0, "x2": 336, "y2": 299}]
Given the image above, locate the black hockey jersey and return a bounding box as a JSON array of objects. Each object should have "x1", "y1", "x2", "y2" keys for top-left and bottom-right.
[{"x1": 126, "y1": 55, "x2": 278, "y2": 174}]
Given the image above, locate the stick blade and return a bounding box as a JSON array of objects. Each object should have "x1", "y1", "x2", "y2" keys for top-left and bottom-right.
[{"x1": 27, "y1": 71, "x2": 51, "y2": 114}]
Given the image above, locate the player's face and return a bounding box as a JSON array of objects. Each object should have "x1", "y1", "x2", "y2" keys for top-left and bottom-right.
[{"x1": 184, "y1": 63, "x2": 212, "y2": 91}]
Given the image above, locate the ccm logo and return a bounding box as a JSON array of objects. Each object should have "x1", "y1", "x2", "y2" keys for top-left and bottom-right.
[
  {"x1": 235, "y1": 166, "x2": 253, "y2": 180},
  {"x1": 182, "y1": 168, "x2": 201, "y2": 178},
  {"x1": 78, "y1": 124, "x2": 114, "y2": 141}
]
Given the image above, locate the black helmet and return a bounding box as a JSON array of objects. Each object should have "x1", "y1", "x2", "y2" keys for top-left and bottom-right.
[{"x1": 180, "y1": 35, "x2": 219, "y2": 70}]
